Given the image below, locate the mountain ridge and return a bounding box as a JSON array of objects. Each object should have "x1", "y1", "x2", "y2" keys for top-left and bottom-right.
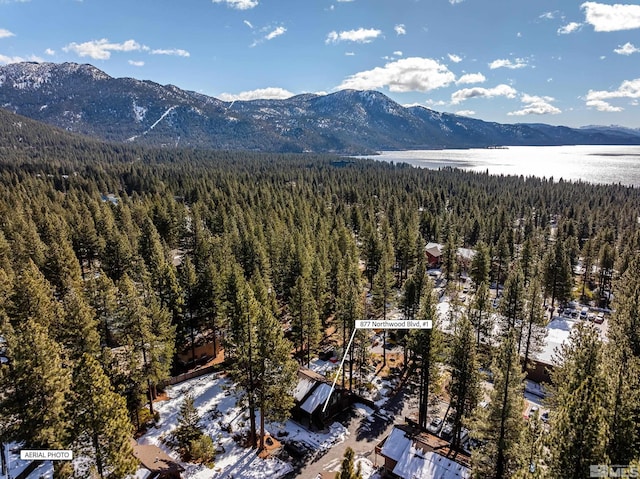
[{"x1": 1, "y1": 61, "x2": 640, "y2": 154}]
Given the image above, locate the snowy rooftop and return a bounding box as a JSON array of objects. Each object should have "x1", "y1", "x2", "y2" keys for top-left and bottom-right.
[
  {"x1": 293, "y1": 377, "x2": 316, "y2": 402},
  {"x1": 535, "y1": 316, "x2": 578, "y2": 365},
  {"x1": 379, "y1": 426, "x2": 412, "y2": 463},
  {"x1": 300, "y1": 382, "x2": 332, "y2": 414},
  {"x1": 393, "y1": 448, "x2": 470, "y2": 479},
  {"x1": 380, "y1": 426, "x2": 470, "y2": 479}
]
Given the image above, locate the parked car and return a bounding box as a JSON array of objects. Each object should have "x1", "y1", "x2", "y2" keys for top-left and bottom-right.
[
  {"x1": 580, "y1": 307, "x2": 589, "y2": 320},
  {"x1": 594, "y1": 312, "x2": 605, "y2": 324},
  {"x1": 427, "y1": 417, "x2": 443, "y2": 434}
]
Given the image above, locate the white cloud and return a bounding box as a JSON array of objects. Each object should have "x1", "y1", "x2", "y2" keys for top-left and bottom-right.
[
  {"x1": 337, "y1": 57, "x2": 456, "y2": 92},
  {"x1": 0, "y1": 53, "x2": 41, "y2": 64},
  {"x1": 448, "y1": 53, "x2": 462, "y2": 63},
  {"x1": 508, "y1": 94, "x2": 561, "y2": 116},
  {"x1": 557, "y1": 22, "x2": 582, "y2": 34},
  {"x1": 345, "y1": 51, "x2": 355, "y2": 56},
  {"x1": 539, "y1": 11, "x2": 559, "y2": 20},
  {"x1": 581, "y1": 2, "x2": 640, "y2": 32},
  {"x1": 393, "y1": 51, "x2": 403, "y2": 56},
  {"x1": 614, "y1": 42, "x2": 640, "y2": 55},
  {"x1": 394, "y1": 24, "x2": 406, "y2": 35},
  {"x1": 326, "y1": 28, "x2": 382, "y2": 44},
  {"x1": 243, "y1": 20, "x2": 254, "y2": 29},
  {"x1": 517, "y1": 32, "x2": 522, "y2": 37},
  {"x1": 456, "y1": 73, "x2": 486, "y2": 85},
  {"x1": 337, "y1": 0, "x2": 355, "y2": 2},
  {"x1": 218, "y1": 87, "x2": 295, "y2": 101},
  {"x1": 451, "y1": 84, "x2": 517, "y2": 104},
  {"x1": 455, "y1": 110, "x2": 475, "y2": 116},
  {"x1": 0, "y1": 53, "x2": 23, "y2": 64},
  {"x1": 586, "y1": 99, "x2": 623, "y2": 111},
  {"x1": 265, "y1": 26, "x2": 286, "y2": 40},
  {"x1": 488, "y1": 58, "x2": 528, "y2": 69},
  {"x1": 449, "y1": 0, "x2": 465, "y2": 4},
  {"x1": 150, "y1": 48, "x2": 190, "y2": 57},
  {"x1": 128, "y1": 60, "x2": 144, "y2": 66},
  {"x1": 0, "y1": 28, "x2": 15, "y2": 39},
  {"x1": 44, "y1": 48, "x2": 55, "y2": 56},
  {"x1": 585, "y1": 77, "x2": 640, "y2": 111},
  {"x1": 63, "y1": 38, "x2": 142, "y2": 60},
  {"x1": 212, "y1": 0, "x2": 258, "y2": 10}
]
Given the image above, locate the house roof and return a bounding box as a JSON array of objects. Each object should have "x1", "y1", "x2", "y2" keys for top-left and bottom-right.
[
  {"x1": 379, "y1": 425, "x2": 471, "y2": 479},
  {"x1": 131, "y1": 440, "x2": 184, "y2": 474},
  {"x1": 393, "y1": 447, "x2": 470, "y2": 479},
  {"x1": 294, "y1": 378, "x2": 316, "y2": 402},
  {"x1": 380, "y1": 426, "x2": 412, "y2": 462},
  {"x1": 425, "y1": 243, "x2": 443, "y2": 258},
  {"x1": 300, "y1": 383, "x2": 333, "y2": 414}
]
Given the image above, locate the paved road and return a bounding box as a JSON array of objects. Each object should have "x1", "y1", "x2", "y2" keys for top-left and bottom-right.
[{"x1": 291, "y1": 387, "x2": 418, "y2": 478}]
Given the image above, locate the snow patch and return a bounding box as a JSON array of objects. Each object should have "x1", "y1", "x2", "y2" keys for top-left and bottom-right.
[{"x1": 132, "y1": 101, "x2": 147, "y2": 122}]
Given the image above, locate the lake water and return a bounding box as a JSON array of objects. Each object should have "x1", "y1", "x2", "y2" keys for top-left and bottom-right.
[{"x1": 358, "y1": 145, "x2": 640, "y2": 187}]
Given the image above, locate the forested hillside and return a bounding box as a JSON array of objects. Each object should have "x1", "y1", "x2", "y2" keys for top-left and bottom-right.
[{"x1": 1, "y1": 110, "x2": 639, "y2": 477}]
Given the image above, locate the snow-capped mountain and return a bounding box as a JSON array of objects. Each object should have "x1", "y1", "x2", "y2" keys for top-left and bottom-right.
[{"x1": 1, "y1": 62, "x2": 640, "y2": 153}]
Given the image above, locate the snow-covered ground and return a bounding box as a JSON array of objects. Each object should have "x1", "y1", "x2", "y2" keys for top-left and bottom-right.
[
  {"x1": 0, "y1": 444, "x2": 53, "y2": 479},
  {"x1": 136, "y1": 372, "x2": 349, "y2": 479}
]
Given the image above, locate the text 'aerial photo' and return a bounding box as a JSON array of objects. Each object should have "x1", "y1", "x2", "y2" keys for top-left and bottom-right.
[{"x1": 0, "y1": 1, "x2": 639, "y2": 478}]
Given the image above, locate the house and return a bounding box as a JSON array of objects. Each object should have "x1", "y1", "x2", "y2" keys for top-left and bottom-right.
[
  {"x1": 131, "y1": 440, "x2": 184, "y2": 479},
  {"x1": 376, "y1": 424, "x2": 470, "y2": 479},
  {"x1": 291, "y1": 368, "x2": 351, "y2": 430},
  {"x1": 424, "y1": 243, "x2": 477, "y2": 271},
  {"x1": 425, "y1": 243, "x2": 443, "y2": 267}
]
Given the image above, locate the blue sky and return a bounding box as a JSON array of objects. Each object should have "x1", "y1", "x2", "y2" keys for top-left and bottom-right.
[{"x1": 1, "y1": 0, "x2": 640, "y2": 127}]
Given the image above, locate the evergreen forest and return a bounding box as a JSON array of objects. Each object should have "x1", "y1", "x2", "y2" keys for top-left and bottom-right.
[{"x1": 0, "y1": 111, "x2": 639, "y2": 478}]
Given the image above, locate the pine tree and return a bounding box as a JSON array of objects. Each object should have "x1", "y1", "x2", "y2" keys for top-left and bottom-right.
[
  {"x1": 449, "y1": 314, "x2": 481, "y2": 450},
  {"x1": 2, "y1": 319, "x2": 71, "y2": 449},
  {"x1": 251, "y1": 274, "x2": 298, "y2": 450},
  {"x1": 335, "y1": 254, "x2": 363, "y2": 390},
  {"x1": 511, "y1": 411, "x2": 547, "y2": 479},
  {"x1": 70, "y1": 353, "x2": 137, "y2": 479},
  {"x1": 472, "y1": 331, "x2": 525, "y2": 479},
  {"x1": 498, "y1": 267, "x2": 526, "y2": 351},
  {"x1": 174, "y1": 392, "x2": 202, "y2": 450},
  {"x1": 289, "y1": 274, "x2": 321, "y2": 367},
  {"x1": 493, "y1": 233, "x2": 510, "y2": 293},
  {"x1": 372, "y1": 230, "x2": 395, "y2": 367},
  {"x1": 116, "y1": 275, "x2": 175, "y2": 417},
  {"x1": 547, "y1": 323, "x2": 609, "y2": 479},
  {"x1": 542, "y1": 238, "x2": 572, "y2": 308},
  {"x1": 470, "y1": 280, "x2": 492, "y2": 349},
  {"x1": 179, "y1": 256, "x2": 199, "y2": 363},
  {"x1": 9, "y1": 259, "x2": 64, "y2": 331},
  {"x1": 85, "y1": 271, "x2": 118, "y2": 347},
  {"x1": 409, "y1": 280, "x2": 442, "y2": 429},
  {"x1": 470, "y1": 241, "x2": 491, "y2": 287},
  {"x1": 59, "y1": 288, "x2": 101, "y2": 361},
  {"x1": 520, "y1": 278, "x2": 547, "y2": 373},
  {"x1": 336, "y1": 447, "x2": 362, "y2": 479},
  {"x1": 224, "y1": 266, "x2": 260, "y2": 447},
  {"x1": 604, "y1": 256, "x2": 640, "y2": 463},
  {"x1": 441, "y1": 231, "x2": 458, "y2": 282}
]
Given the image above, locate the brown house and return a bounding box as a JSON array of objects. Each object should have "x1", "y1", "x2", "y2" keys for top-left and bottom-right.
[{"x1": 291, "y1": 368, "x2": 351, "y2": 430}]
